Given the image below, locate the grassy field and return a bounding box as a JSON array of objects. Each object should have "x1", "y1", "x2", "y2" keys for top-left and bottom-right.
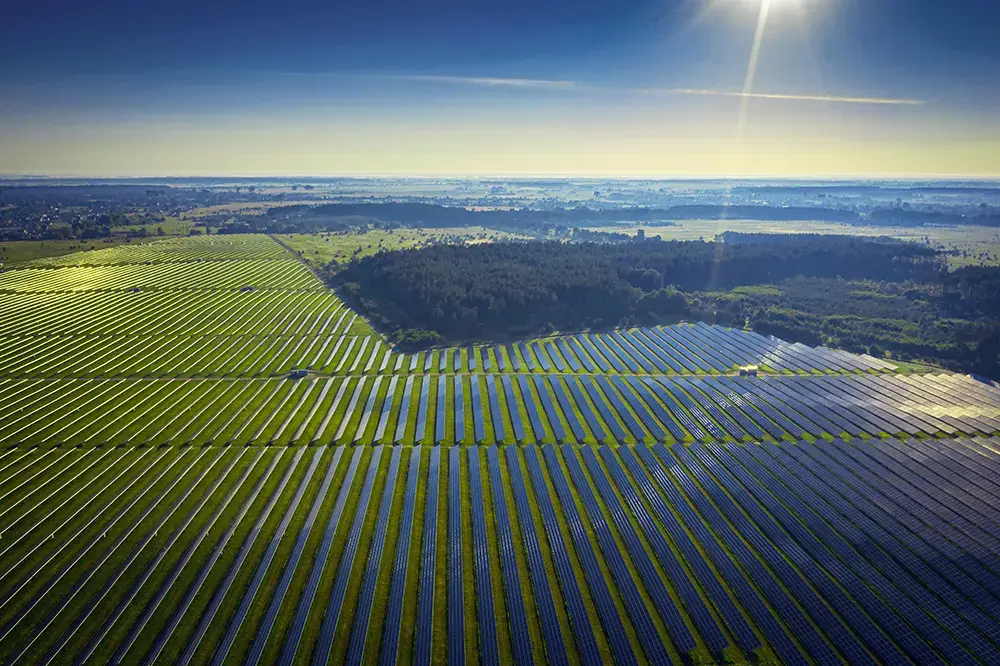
[
  {"x1": 584, "y1": 219, "x2": 1000, "y2": 269},
  {"x1": 279, "y1": 227, "x2": 531, "y2": 267},
  {"x1": 0, "y1": 237, "x2": 136, "y2": 266}
]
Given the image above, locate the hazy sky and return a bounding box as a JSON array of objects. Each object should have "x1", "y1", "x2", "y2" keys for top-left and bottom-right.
[{"x1": 2, "y1": 0, "x2": 998, "y2": 177}]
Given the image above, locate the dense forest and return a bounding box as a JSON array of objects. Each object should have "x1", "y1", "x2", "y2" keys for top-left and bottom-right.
[{"x1": 329, "y1": 235, "x2": 1000, "y2": 377}]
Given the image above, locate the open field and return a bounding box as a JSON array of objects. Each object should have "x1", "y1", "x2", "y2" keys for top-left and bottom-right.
[
  {"x1": 584, "y1": 220, "x2": 1000, "y2": 268},
  {"x1": 0, "y1": 238, "x2": 136, "y2": 267},
  {"x1": 279, "y1": 228, "x2": 531, "y2": 267},
  {"x1": 3, "y1": 233, "x2": 1000, "y2": 664}
]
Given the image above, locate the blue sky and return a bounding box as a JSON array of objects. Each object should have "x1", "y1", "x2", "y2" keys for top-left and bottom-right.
[{"x1": 2, "y1": 0, "x2": 998, "y2": 176}]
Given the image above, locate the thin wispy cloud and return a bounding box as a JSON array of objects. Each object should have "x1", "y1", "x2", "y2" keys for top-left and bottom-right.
[
  {"x1": 396, "y1": 74, "x2": 581, "y2": 90},
  {"x1": 390, "y1": 74, "x2": 926, "y2": 106}
]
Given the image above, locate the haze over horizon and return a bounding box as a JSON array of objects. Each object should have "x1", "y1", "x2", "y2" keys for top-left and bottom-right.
[{"x1": 2, "y1": 0, "x2": 998, "y2": 178}]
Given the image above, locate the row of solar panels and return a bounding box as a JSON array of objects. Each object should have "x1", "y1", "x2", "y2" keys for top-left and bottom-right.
[
  {"x1": 391, "y1": 322, "x2": 894, "y2": 376},
  {"x1": 445, "y1": 436, "x2": 1000, "y2": 664},
  {"x1": 344, "y1": 371, "x2": 1000, "y2": 445},
  {"x1": 3, "y1": 435, "x2": 999, "y2": 664}
]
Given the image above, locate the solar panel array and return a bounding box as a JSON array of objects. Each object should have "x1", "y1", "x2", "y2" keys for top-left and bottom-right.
[
  {"x1": 2, "y1": 439, "x2": 999, "y2": 664},
  {"x1": 4, "y1": 235, "x2": 1000, "y2": 664}
]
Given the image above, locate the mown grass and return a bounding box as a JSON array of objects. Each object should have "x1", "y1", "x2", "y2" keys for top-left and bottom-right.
[{"x1": 0, "y1": 237, "x2": 134, "y2": 266}]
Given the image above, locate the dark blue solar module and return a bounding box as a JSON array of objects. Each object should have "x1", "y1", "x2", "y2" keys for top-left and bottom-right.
[
  {"x1": 529, "y1": 446, "x2": 637, "y2": 666},
  {"x1": 556, "y1": 338, "x2": 581, "y2": 372},
  {"x1": 414, "y1": 446, "x2": 441, "y2": 666},
  {"x1": 687, "y1": 443, "x2": 942, "y2": 666},
  {"x1": 485, "y1": 375, "x2": 507, "y2": 442},
  {"x1": 579, "y1": 336, "x2": 612, "y2": 373},
  {"x1": 717, "y1": 441, "x2": 993, "y2": 664},
  {"x1": 241, "y1": 448, "x2": 349, "y2": 666},
  {"x1": 556, "y1": 446, "x2": 672, "y2": 665},
  {"x1": 276, "y1": 446, "x2": 365, "y2": 666},
  {"x1": 344, "y1": 447, "x2": 401, "y2": 666},
  {"x1": 616, "y1": 446, "x2": 760, "y2": 653},
  {"x1": 650, "y1": 444, "x2": 842, "y2": 666},
  {"x1": 609, "y1": 332, "x2": 650, "y2": 372},
  {"x1": 610, "y1": 376, "x2": 666, "y2": 441},
  {"x1": 448, "y1": 446, "x2": 465, "y2": 666},
  {"x1": 518, "y1": 375, "x2": 548, "y2": 441},
  {"x1": 471, "y1": 375, "x2": 487, "y2": 443},
  {"x1": 534, "y1": 342, "x2": 553, "y2": 372},
  {"x1": 454, "y1": 375, "x2": 465, "y2": 442},
  {"x1": 393, "y1": 376, "x2": 415, "y2": 444},
  {"x1": 676, "y1": 378, "x2": 750, "y2": 440},
  {"x1": 788, "y1": 442, "x2": 1000, "y2": 615},
  {"x1": 305, "y1": 448, "x2": 385, "y2": 666},
  {"x1": 546, "y1": 341, "x2": 567, "y2": 372},
  {"x1": 654, "y1": 378, "x2": 724, "y2": 440},
  {"x1": 414, "y1": 376, "x2": 431, "y2": 443},
  {"x1": 468, "y1": 447, "x2": 501, "y2": 666},
  {"x1": 622, "y1": 376, "x2": 686, "y2": 441},
  {"x1": 379, "y1": 447, "x2": 422, "y2": 666},
  {"x1": 504, "y1": 446, "x2": 572, "y2": 666},
  {"x1": 565, "y1": 376, "x2": 608, "y2": 442},
  {"x1": 620, "y1": 331, "x2": 668, "y2": 372},
  {"x1": 373, "y1": 376, "x2": 398, "y2": 443},
  {"x1": 135, "y1": 451, "x2": 282, "y2": 666},
  {"x1": 436, "y1": 377, "x2": 447, "y2": 443},
  {"x1": 597, "y1": 446, "x2": 729, "y2": 653},
  {"x1": 533, "y1": 375, "x2": 568, "y2": 443},
  {"x1": 580, "y1": 447, "x2": 700, "y2": 653},
  {"x1": 208, "y1": 449, "x2": 325, "y2": 666},
  {"x1": 671, "y1": 444, "x2": 878, "y2": 666},
  {"x1": 590, "y1": 336, "x2": 629, "y2": 373},
  {"x1": 641, "y1": 379, "x2": 704, "y2": 439},
  {"x1": 177, "y1": 450, "x2": 305, "y2": 666},
  {"x1": 507, "y1": 344, "x2": 522, "y2": 372},
  {"x1": 486, "y1": 447, "x2": 535, "y2": 666},
  {"x1": 501, "y1": 374, "x2": 527, "y2": 443},
  {"x1": 632, "y1": 446, "x2": 804, "y2": 666},
  {"x1": 765, "y1": 442, "x2": 1000, "y2": 643},
  {"x1": 494, "y1": 346, "x2": 507, "y2": 372},
  {"x1": 548, "y1": 376, "x2": 587, "y2": 442},
  {"x1": 579, "y1": 376, "x2": 627, "y2": 441},
  {"x1": 519, "y1": 342, "x2": 537, "y2": 371},
  {"x1": 568, "y1": 337, "x2": 596, "y2": 372}
]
